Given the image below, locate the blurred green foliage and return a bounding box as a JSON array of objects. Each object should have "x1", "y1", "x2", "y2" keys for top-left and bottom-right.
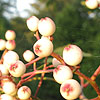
[{"x1": 0, "y1": 0, "x2": 100, "y2": 99}]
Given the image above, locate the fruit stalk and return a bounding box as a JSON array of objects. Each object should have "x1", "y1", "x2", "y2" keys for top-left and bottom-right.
[
  {"x1": 17, "y1": 69, "x2": 54, "y2": 88},
  {"x1": 34, "y1": 57, "x2": 48, "y2": 97}
]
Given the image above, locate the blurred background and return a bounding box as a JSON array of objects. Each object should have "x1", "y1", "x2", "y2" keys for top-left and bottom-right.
[{"x1": 0, "y1": 0, "x2": 100, "y2": 99}]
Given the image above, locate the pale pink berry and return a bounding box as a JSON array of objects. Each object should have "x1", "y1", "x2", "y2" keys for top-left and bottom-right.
[
  {"x1": 38, "y1": 17, "x2": 56, "y2": 36},
  {"x1": 0, "y1": 64, "x2": 9, "y2": 75},
  {"x1": 33, "y1": 38, "x2": 53, "y2": 57},
  {"x1": 23, "y1": 50, "x2": 35, "y2": 62},
  {"x1": 26, "y1": 16, "x2": 39, "y2": 32},
  {"x1": 17, "y1": 86, "x2": 31, "y2": 99},
  {"x1": 2, "y1": 81, "x2": 17, "y2": 95},
  {"x1": 63, "y1": 44, "x2": 83, "y2": 66},
  {"x1": 8, "y1": 60, "x2": 26, "y2": 77},
  {"x1": 0, "y1": 39, "x2": 6, "y2": 51},
  {"x1": 5, "y1": 30, "x2": 16, "y2": 40},
  {"x1": 60, "y1": 79, "x2": 82, "y2": 99},
  {"x1": 52, "y1": 58, "x2": 61, "y2": 67},
  {"x1": 85, "y1": 0, "x2": 98, "y2": 9},
  {"x1": 53, "y1": 65, "x2": 73, "y2": 84},
  {"x1": 0, "y1": 94, "x2": 15, "y2": 100},
  {"x1": 3, "y1": 50, "x2": 19, "y2": 65},
  {"x1": 6, "y1": 40, "x2": 16, "y2": 50}
]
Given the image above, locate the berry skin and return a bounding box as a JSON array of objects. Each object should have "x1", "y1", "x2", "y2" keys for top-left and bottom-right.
[
  {"x1": 52, "y1": 58, "x2": 61, "y2": 67},
  {"x1": 5, "y1": 30, "x2": 16, "y2": 40},
  {"x1": 63, "y1": 44, "x2": 83, "y2": 66},
  {"x1": 0, "y1": 64, "x2": 9, "y2": 75},
  {"x1": 60, "y1": 79, "x2": 82, "y2": 99},
  {"x1": 6, "y1": 40, "x2": 16, "y2": 50},
  {"x1": 53, "y1": 65, "x2": 73, "y2": 84},
  {"x1": 85, "y1": 0, "x2": 98, "y2": 9},
  {"x1": 0, "y1": 94, "x2": 15, "y2": 100},
  {"x1": 23, "y1": 50, "x2": 35, "y2": 62},
  {"x1": 26, "y1": 16, "x2": 39, "y2": 32},
  {"x1": 0, "y1": 39, "x2": 6, "y2": 51},
  {"x1": 33, "y1": 38, "x2": 53, "y2": 57},
  {"x1": 3, "y1": 50, "x2": 19, "y2": 65},
  {"x1": 97, "y1": 0, "x2": 100, "y2": 3},
  {"x1": 8, "y1": 60, "x2": 26, "y2": 77},
  {"x1": 17, "y1": 86, "x2": 31, "y2": 100},
  {"x1": 2, "y1": 81, "x2": 17, "y2": 96},
  {"x1": 38, "y1": 17, "x2": 56, "y2": 36}
]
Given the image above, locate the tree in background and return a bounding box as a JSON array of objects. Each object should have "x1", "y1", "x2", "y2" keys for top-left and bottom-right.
[
  {"x1": 0, "y1": 0, "x2": 100, "y2": 99},
  {"x1": 0, "y1": 0, "x2": 16, "y2": 35}
]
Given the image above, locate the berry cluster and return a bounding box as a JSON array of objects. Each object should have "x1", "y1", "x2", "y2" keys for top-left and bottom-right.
[
  {"x1": 85, "y1": 0, "x2": 100, "y2": 9},
  {"x1": 0, "y1": 15, "x2": 100, "y2": 100},
  {"x1": 52, "y1": 44, "x2": 83, "y2": 99},
  {"x1": 0, "y1": 30, "x2": 16, "y2": 51}
]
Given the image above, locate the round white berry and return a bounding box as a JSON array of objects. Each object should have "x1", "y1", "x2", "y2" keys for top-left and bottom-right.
[
  {"x1": 8, "y1": 60, "x2": 26, "y2": 77},
  {"x1": 26, "y1": 16, "x2": 39, "y2": 32},
  {"x1": 60, "y1": 79, "x2": 82, "y2": 99},
  {"x1": 5, "y1": 30, "x2": 16, "y2": 40},
  {"x1": 2, "y1": 81, "x2": 17, "y2": 95},
  {"x1": 3, "y1": 50, "x2": 19, "y2": 65},
  {"x1": 0, "y1": 94, "x2": 15, "y2": 100},
  {"x1": 17, "y1": 86, "x2": 31, "y2": 100},
  {"x1": 52, "y1": 58, "x2": 61, "y2": 67},
  {"x1": 85, "y1": 0, "x2": 98, "y2": 9},
  {"x1": 53, "y1": 65, "x2": 73, "y2": 84},
  {"x1": 33, "y1": 38, "x2": 53, "y2": 57},
  {"x1": 23, "y1": 50, "x2": 35, "y2": 62},
  {"x1": 63, "y1": 44, "x2": 83, "y2": 66},
  {"x1": 0, "y1": 39, "x2": 6, "y2": 51},
  {"x1": 38, "y1": 17, "x2": 56, "y2": 36},
  {"x1": 6, "y1": 40, "x2": 16, "y2": 50},
  {"x1": 0, "y1": 64, "x2": 9, "y2": 75},
  {"x1": 41, "y1": 35, "x2": 51, "y2": 40}
]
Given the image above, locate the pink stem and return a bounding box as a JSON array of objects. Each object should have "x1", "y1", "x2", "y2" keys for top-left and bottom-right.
[
  {"x1": 34, "y1": 31, "x2": 40, "y2": 40},
  {"x1": 25, "y1": 57, "x2": 42, "y2": 68},
  {"x1": 17, "y1": 69, "x2": 53, "y2": 88},
  {"x1": 34, "y1": 57, "x2": 48, "y2": 97}
]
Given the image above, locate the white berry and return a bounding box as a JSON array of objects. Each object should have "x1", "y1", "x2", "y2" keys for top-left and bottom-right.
[
  {"x1": 33, "y1": 38, "x2": 53, "y2": 57},
  {"x1": 5, "y1": 30, "x2": 16, "y2": 40},
  {"x1": 0, "y1": 64, "x2": 9, "y2": 75},
  {"x1": 0, "y1": 39, "x2": 6, "y2": 51},
  {"x1": 85, "y1": 0, "x2": 98, "y2": 9},
  {"x1": 38, "y1": 17, "x2": 56, "y2": 36},
  {"x1": 8, "y1": 60, "x2": 26, "y2": 77},
  {"x1": 60, "y1": 79, "x2": 82, "y2": 99},
  {"x1": 23, "y1": 50, "x2": 35, "y2": 62},
  {"x1": 63, "y1": 44, "x2": 83, "y2": 66},
  {"x1": 0, "y1": 94, "x2": 15, "y2": 100},
  {"x1": 53, "y1": 65, "x2": 73, "y2": 84},
  {"x1": 3, "y1": 50, "x2": 19, "y2": 65},
  {"x1": 2, "y1": 81, "x2": 17, "y2": 95},
  {"x1": 52, "y1": 58, "x2": 61, "y2": 67},
  {"x1": 17, "y1": 86, "x2": 31, "y2": 100},
  {"x1": 6, "y1": 40, "x2": 16, "y2": 50},
  {"x1": 26, "y1": 16, "x2": 39, "y2": 32}
]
